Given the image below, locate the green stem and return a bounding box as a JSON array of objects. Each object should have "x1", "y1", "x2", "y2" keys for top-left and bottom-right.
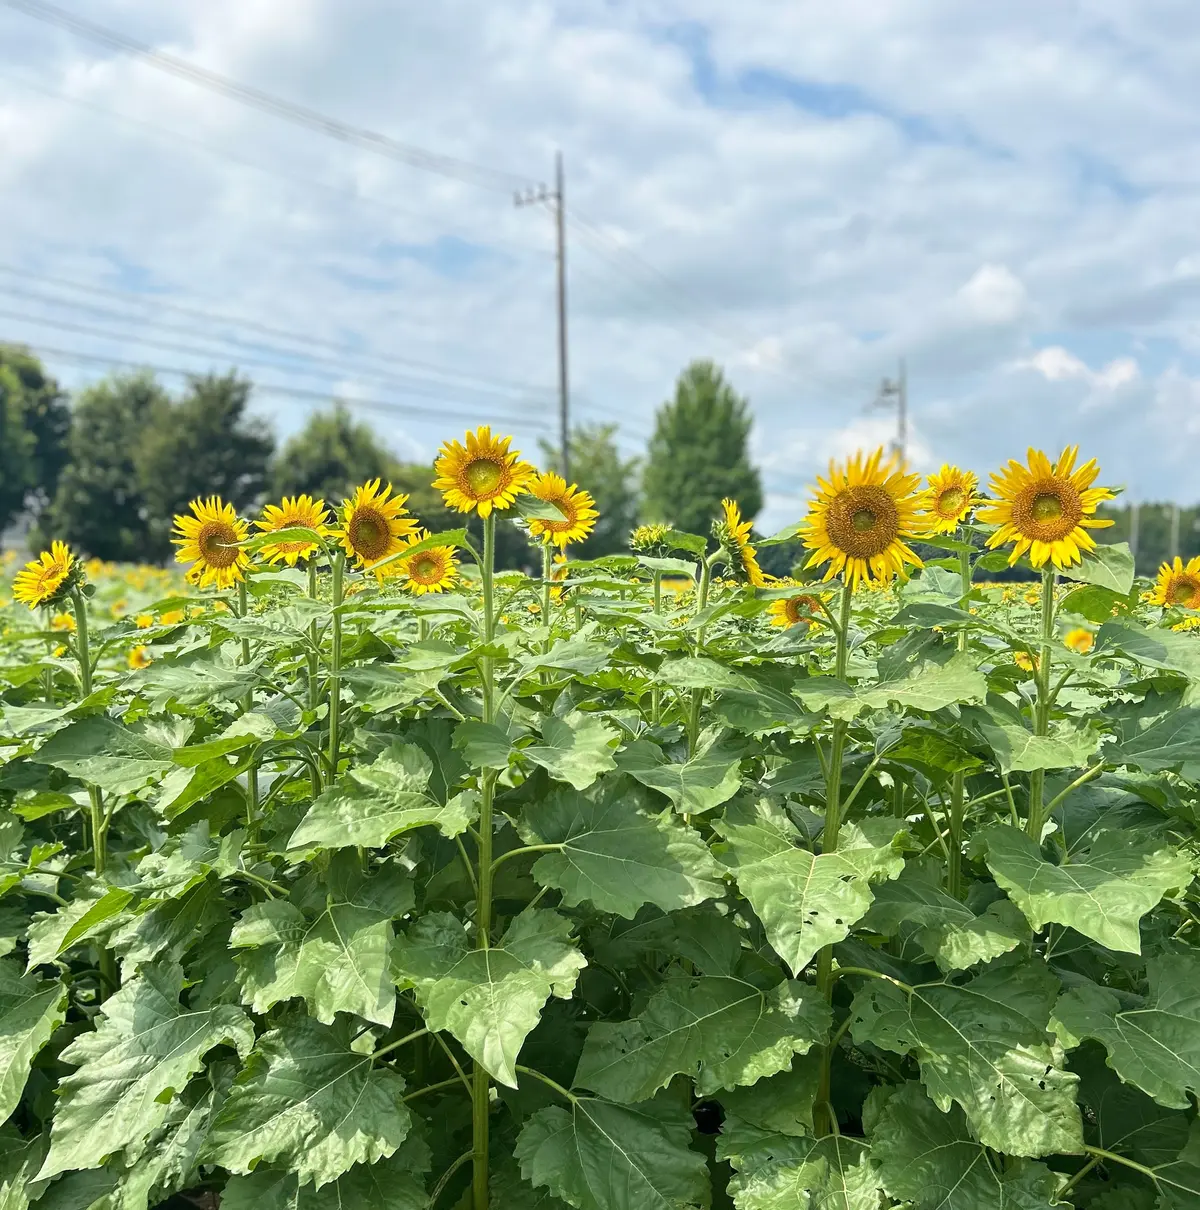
[
  {"x1": 814, "y1": 580, "x2": 854, "y2": 1137},
  {"x1": 306, "y1": 560, "x2": 321, "y2": 715},
  {"x1": 403, "y1": 1077, "x2": 465, "y2": 1104},
  {"x1": 686, "y1": 556, "x2": 714, "y2": 757},
  {"x1": 541, "y1": 541, "x2": 553, "y2": 638},
  {"x1": 1080, "y1": 1145, "x2": 1158, "y2": 1183},
  {"x1": 1026, "y1": 568, "x2": 1057, "y2": 839},
  {"x1": 371, "y1": 1027, "x2": 429, "y2": 1062},
  {"x1": 1044, "y1": 763, "x2": 1105, "y2": 819},
  {"x1": 490, "y1": 843, "x2": 564, "y2": 875},
  {"x1": 237, "y1": 578, "x2": 260, "y2": 832},
  {"x1": 833, "y1": 965, "x2": 915, "y2": 994},
  {"x1": 651, "y1": 571, "x2": 662, "y2": 724},
  {"x1": 947, "y1": 543, "x2": 972, "y2": 897},
  {"x1": 328, "y1": 552, "x2": 345, "y2": 778},
  {"x1": 515, "y1": 1064, "x2": 578, "y2": 1103}
]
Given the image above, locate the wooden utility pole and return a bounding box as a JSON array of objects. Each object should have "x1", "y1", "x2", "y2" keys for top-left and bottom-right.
[{"x1": 515, "y1": 151, "x2": 570, "y2": 480}]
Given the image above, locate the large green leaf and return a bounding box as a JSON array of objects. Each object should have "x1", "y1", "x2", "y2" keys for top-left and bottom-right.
[
  {"x1": 715, "y1": 799, "x2": 905, "y2": 975},
  {"x1": 717, "y1": 1120, "x2": 883, "y2": 1210},
  {"x1": 717, "y1": 1061, "x2": 820, "y2": 1137},
  {"x1": 37, "y1": 962, "x2": 254, "y2": 1179},
  {"x1": 965, "y1": 704, "x2": 1102, "y2": 773},
  {"x1": 523, "y1": 710, "x2": 618, "y2": 791},
  {"x1": 514, "y1": 1093, "x2": 710, "y2": 1210},
  {"x1": 31, "y1": 717, "x2": 175, "y2": 796},
  {"x1": 1053, "y1": 947, "x2": 1200, "y2": 1109},
  {"x1": 1097, "y1": 621, "x2": 1200, "y2": 681},
  {"x1": 849, "y1": 961, "x2": 1083, "y2": 1157},
  {"x1": 1156, "y1": 1121, "x2": 1200, "y2": 1210},
  {"x1": 288, "y1": 741, "x2": 476, "y2": 852},
  {"x1": 203, "y1": 1016, "x2": 411, "y2": 1189},
  {"x1": 574, "y1": 975, "x2": 829, "y2": 1102},
  {"x1": 866, "y1": 1082, "x2": 1064, "y2": 1209},
  {"x1": 0, "y1": 1127, "x2": 44, "y2": 1210},
  {"x1": 231, "y1": 861, "x2": 412, "y2": 1027},
  {"x1": 134, "y1": 648, "x2": 262, "y2": 708},
  {"x1": 984, "y1": 825, "x2": 1191, "y2": 953},
  {"x1": 1106, "y1": 694, "x2": 1200, "y2": 778},
  {"x1": 617, "y1": 729, "x2": 744, "y2": 815},
  {"x1": 1061, "y1": 542, "x2": 1136, "y2": 595},
  {"x1": 25, "y1": 886, "x2": 134, "y2": 969},
  {"x1": 518, "y1": 775, "x2": 724, "y2": 919},
  {"x1": 862, "y1": 652, "x2": 988, "y2": 714},
  {"x1": 393, "y1": 908, "x2": 585, "y2": 1088},
  {"x1": 0, "y1": 959, "x2": 66, "y2": 1120}
]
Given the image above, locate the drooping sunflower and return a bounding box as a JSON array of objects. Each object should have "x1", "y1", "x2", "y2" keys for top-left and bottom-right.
[
  {"x1": 1149, "y1": 556, "x2": 1200, "y2": 611},
  {"x1": 255, "y1": 494, "x2": 331, "y2": 566},
  {"x1": 433, "y1": 426, "x2": 534, "y2": 517},
  {"x1": 769, "y1": 593, "x2": 823, "y2": 629},
  {"x1": 172, "y1": 497, "x2": 251, "y2": 590},
  {"x1": 393, "y1": 532, "x2": 459, "y2": 595},
  {"x1": 715, "y1": 498, "x2": 769, "y2": 588},
  {"x1": 526, "y1": 471, "x2": 599, "y2": 549},
  {"x1": 1064, "y1": 627, "x2": 1095, "y2": 654},
  {"x1": 13, "y1": 541, "x2": 76, "y2": 609},
  {"x1": 336, "y1": 480, "x2": 418, "y2": 571},
  {"x1": 919, "y1": 465, "x2": 979, "y2": 535},
  {"x1": 800, "y1": 448, "x2": 925, "y2": 591},
  {"x1": 978, "y1": 446, "x2": 1115, "y2": 569}
]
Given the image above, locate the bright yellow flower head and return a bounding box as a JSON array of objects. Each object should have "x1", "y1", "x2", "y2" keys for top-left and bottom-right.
[
  {"x1": 1149, "y1": 556, "x2": 1200, "y2": 611},
  {"x1": 128, "y1": 645, "x2": 152, "y2": 670},
  {"x1": 135, "y1": 613, "x2": 154, "y2": 629},
  {"x1": 13, "y1": 541, "x2": 75, "y2": 609},
  {"x1": 919, "y1": 465, "x2": 979, "y2": 535},
  {"x1": 1013, "y1": 650, "x2": 1037, "y2": 672},
  {"x1": 526, "y1": 471, "x2": 599, "y2": 549},
  {"x1": 432, "y1": 426, "x2": 534, "y2": 518},
  {"x1": 392, "y1": 531, "x2": 459, "y2": 595},
  {"x1": 978, "y1": 446, "x2": 1115, "y2": 569},
  {"x1": 769, "y1": 593, "x2": 823, "y2": 629},
  {"x1": 172, "y1": 497, "x2": 251, "y2": 590},
  {"x1": 336, "y1": 479, "x2": 417, "y2": 571},
  {"x1": 1064, "y1": 627, "x2": 1095, "y2": 654},
  {"x1": 800, "y1": 448, "x2": 925, "y2": 591},
  {"x1": 160, "y1": 609, "x2": 185, "y2": 626},
  {"x1": 255, "y1": 494, "x2": 331, "y2": 566},
  {"x1": 50, "y1": 612, "x2": 76, "y2": 633},
  {"x1": 715, "y1": 498, "x2": 769, "y2": 588}
]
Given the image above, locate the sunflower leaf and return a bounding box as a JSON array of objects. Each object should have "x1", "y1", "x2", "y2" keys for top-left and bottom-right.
[{"x1": 1060, "y1": 542, "x2": 1135, "y2": 595}]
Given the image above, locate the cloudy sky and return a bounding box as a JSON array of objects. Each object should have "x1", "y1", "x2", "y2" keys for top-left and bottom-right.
[{"x1": 1, "y1": 0, "x2": 1197, "y2": 529}]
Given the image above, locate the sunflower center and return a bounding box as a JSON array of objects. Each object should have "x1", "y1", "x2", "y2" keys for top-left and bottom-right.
[
  {"x1": 938, "y1": 487, "x2": 965, "y2": 515},
  {"x1": 464, "y1": 458, "x2": 503, "y2": 496},
  {"x1": 826, "y1": 484, "x2": 901, "y2": 559},
  {"x1": 196, "y1": 520, "x2": 239, "y2": 568},
  {"x1": 1032, "y1": 493, "x2": 1063, "y2": 521},
  {"x1": 1011, "y1": 479, "x2": 1082, "y2": 542},
  {"x1": 413, "y1": 556, "x2": 439, "y2": 582},
  {"x1": 1172, "y1": 576, "x2": 1200, "y2": 607},
  {"x1": 349, "y1": 507, "x2": 390, "y2": 561}
]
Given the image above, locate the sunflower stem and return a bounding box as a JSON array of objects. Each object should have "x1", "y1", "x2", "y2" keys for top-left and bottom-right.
[
  {"x1": 814, "y1": 579, "x2": 854, "y2": 1137},
  {"x1": 540, "y1": 541, "x2": 553, "y2": 672},
  {"x1": 327, "y1": 552, "x2": 345, "y2": 779},
  {"x1": 1026, "y1": 568, "x2": 1057, "y2": 839},
  {"x1": 651, "y1": 571, "x2": 663, "y2": 725},
  {"x1": 306, "y1": 560, "x2": 321, "y2": 712},
  {"x1": 947, "y1": 542, "x2": 973, "y2": 898},
  {"x1": 686, "y1": 555, "x2": 715, "y2": 759},
  {"x1": 237, "y1": 578, "x2": 260, "y2": 833}
]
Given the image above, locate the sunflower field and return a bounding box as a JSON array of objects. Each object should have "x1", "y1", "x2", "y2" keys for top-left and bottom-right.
[{"x1": 3, "y1": 432, "x2": 1200, "y2": 1210}]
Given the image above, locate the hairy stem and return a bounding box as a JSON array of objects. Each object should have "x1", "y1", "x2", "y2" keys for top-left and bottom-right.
[
  {"x1": 947, "y1": 543, "x2": 973, "y2": 897},
  {"x1": 237, "y1": 578, "x2": 260, "y2": 832},
  {"x1": 686, "y1": 555, "x2": 715, "y2": 758},
  {"x1": 327, "y1": 552, "x2": 345, "y2": 778},
  {"x1": 1026, "y1": 568, "x2": 1057, "y2": 839}
]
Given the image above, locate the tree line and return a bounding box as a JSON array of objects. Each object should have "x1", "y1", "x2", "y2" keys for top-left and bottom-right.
[{"x1": 1, "y1": 347, "x2": 775, "y2": 570}]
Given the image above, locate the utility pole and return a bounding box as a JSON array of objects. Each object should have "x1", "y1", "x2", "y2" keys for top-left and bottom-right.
[
  {"x1": 515, "y1": 151, "x2": 570, "y2": 480},
  {"x1": 1170, "y1": 503, "x2": 1181, "y2": 561},
  {"x1": 1129, "y1": 499, "x2": 1140, "y2": 566},
  {"x1": 872, "y1": 357, "x2": 907, "y2": 461}
]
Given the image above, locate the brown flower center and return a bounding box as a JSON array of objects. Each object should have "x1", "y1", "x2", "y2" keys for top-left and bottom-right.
[
  {"x1": 412, "y1": 556, "x2": 440, "y2": 582},
  {"x1": 349, "y1": 507, "x2": 390, "y2": 561},
  {"x1": 196, "y1": 520, "x2": 239, "y2": 568},
  {"x1": 826, "y1": 484, "x2": 900, "y2": 559},
  {"x1": 1010, "y1": 479, "x2": 1082, "y2": 542},
  {"x1": 937, "y1": 487, "x2": 965, "y2": 515},
  {"x1": 1171, "y1": 576, "x2": 1200, "y2": 608},
  {"x1": 464, "y1": 458, "x2": 504, "y2": 496}
]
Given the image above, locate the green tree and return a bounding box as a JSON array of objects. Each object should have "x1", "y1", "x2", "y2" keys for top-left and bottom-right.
[
  {"x1": 539, "y1": 424, "x2": 641, "y2": 558},
  {"x1": 1099, "y1": 502, "x2": 1200, "y2": 578},
  {"x1": 40, "y1": 372, "x2": 167, "y2": 561},
  {"x1": 272, "y1": 404, "x2": 404, "y2": 504},
  {"x1": 136, "y1": 372, "x2": 275, "y2": 559},
  {"x1": 0, "y1": 345, "x2": 70, "y2": 538},
  {"x1": 641, "y1": 360, "x2": 763, "y2": 533}
]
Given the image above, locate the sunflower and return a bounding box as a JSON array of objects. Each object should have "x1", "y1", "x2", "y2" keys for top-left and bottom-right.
[
  {"x1": 51, "y1": 612, "x2": 76, "y2": 633},
  {"x1": 336, "y1": 480, "x2": 418, "y2": 571},
  {"x1": 769, "y1": 593, "x2": 823, "y2": 629},
  {"x1": 713, "y1": 498, "x2": 769, "y2": 588},
  {"x1": 393, "y1": 532, "x2": 459, "y2": 595},
  {"x1": 1149, "y1": 556, "x2": 1200, "y2": 611},
  {"x1": 630, "y1": 522, "x2": 673, "y2": 556},
  {"x1": 800, "y1": 448, "x2": 925, "y2": 590},
  {"x1": 919, "y1": 465, "x2": 979, "y2": 535},
  {"x1": 13, "y1": 541, "x2": 76, "y2": 609},
  {"x1": 433, "y1": 426, "x2": 534, "y2": 517},
  {"x1": 978, "y1": 446, "x2": 1115, "y2": 569},
  {"x1": 1064, "y1": 627, "x2": 1095, "y2": 654},
  {"x1": 526, "y1": 471, "x2": 599, "y2": 548},
  {"x1": 172, "y1": 497, "x2": 251, "y2": 590},
  {"x1": 160, "y1": 609, "x2": 186, "y2": 626},
  {"x1": 1013, "y1": 650, "x2": 1037, "y2": 672},
  {"x1": 255, "y1": 495, "x2": 331, "y2": 566},
  {"x1": 128, "y1": 646, "x2": 152, "y2": 670},
  {"x1": 135, "y1": 613, "x2": 154, "y2": 630},
  {"x1": 1172, "y1": 616, "x2": 1200, "y2": 633}
]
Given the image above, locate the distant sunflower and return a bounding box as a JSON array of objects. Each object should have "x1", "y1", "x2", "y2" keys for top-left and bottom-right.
[
  {"x1": 629, "y1": 522, "x2": 673, "y2": 556},
  {"x1": 50, "y1": 612, "x2": 76, "y2": 633},
  {"x1": 135, "y1": 613, "x2": 154, "y2": 630},
  {"x1": 978, "y1": 446, "x2": 1115, "y2": 569},
  {"x1": 1150, "y1": 556, "x2": 1200, "y2": 611},
  {"x1": 128, "y1": 646, "x2": 152, "y2": 670},
  {"x1": 1064, "y1": 627, "x2": 1095, "y2": 654},
  {"x1": 1013, "y1": 650, "x2": 1037, "y2": 672},
  {"x1": 255, "y1": 495, "x2": 331, "y2": 566},
  {"x1": 526, "y1": 472, "x2": 599, "y2": 548},
  {"x1": 337, "y1": 480, "x2": 417, "y2": 571},
  {"x1": 172, "y1": 497, "x2": 250, "y2": 590},
  {"x1": 800, "y1": 448, "x2": 924, "y2": 590},
  {"x1": 714, "y1": 498, "x2": 769, "y2": 588},
  {"x1": 13, "y1": 541, "x2": 76, "y2": 609},
  {"x1": 769, "y1": 593, "x2": 823, "y2": 629},
  {"x1": 433, "y1": 426, "x2": 534, "y2": 517},
  {"x1": 393, "y1": 532, "x2": 459, "y2": 595},
  {"x1": 920, "y1": 465, "x2": 979, "y2": 534}
]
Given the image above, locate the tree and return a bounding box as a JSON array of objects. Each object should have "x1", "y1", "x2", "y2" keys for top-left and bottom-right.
[
  {"x1": 539, "y1": 424, "x2": 641, "y2": 558},
  {"x1": 272, "y1": 404, "x2": 404, "y2": 504},
  {"x1": 0, "y1": 345, "x2": 70, "y2": 538},
  {"x1": 136, "y1": 372, "x2": 274, "y2": 558},
  {"x1": 39, "y1": 372, "x2": 166, "y2": 562},
  {"x1": 641, "y1": 360, "x2": 763, "y2": 534}
]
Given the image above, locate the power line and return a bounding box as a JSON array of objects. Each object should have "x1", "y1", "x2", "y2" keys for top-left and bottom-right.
[{"x1": 1, "y1": 0, "x2": 532, "y2": 194}]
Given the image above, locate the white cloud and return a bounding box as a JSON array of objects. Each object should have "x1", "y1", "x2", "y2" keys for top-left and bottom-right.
[
  {"x1": 1015, "y1": 346, "x2": 1140, "y2": 393},
  {"x1": 956, "y1": 264, "x2": 1027, "y2": 325}
]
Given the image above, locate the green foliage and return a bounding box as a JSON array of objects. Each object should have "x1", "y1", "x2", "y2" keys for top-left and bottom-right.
[
  {"x1": 642, "y1": 359, "x2": 763, "y2": 531},
  {"x1": 271, "y1": 402, "x2": 404, "y2": 503},
  {"x1": 0, "y1": 345, "x2": 69, "y2": 536}
]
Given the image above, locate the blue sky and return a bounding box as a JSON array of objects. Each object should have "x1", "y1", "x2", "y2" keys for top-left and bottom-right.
[{"x1": 1, "y1": 0, "x2": 1198, "y2": 529}]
